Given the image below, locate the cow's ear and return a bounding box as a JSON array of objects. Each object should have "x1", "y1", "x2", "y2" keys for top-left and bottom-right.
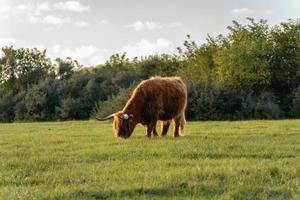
[{"x1": 122, "y1": 114, "x2": 130, "y2": 120}]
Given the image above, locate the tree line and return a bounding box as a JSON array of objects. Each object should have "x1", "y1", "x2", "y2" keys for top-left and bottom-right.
[{"x1": 0, "y1": 18, "x2": 300, "y2": 122}]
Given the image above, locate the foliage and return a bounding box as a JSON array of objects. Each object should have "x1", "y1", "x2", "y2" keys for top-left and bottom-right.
[
  {"x1": 0, "y1": 19, "x2": 300, "y2": 122},
  {"x1": 268, "y1": 20, "x2": 300, "y2": 97},
  {"x1": 288, "y1": 86, "x2": 300, "y2": 117},
  {"x1": 253, "y1": 92, "x2": 281, "y2": 119},
  {"x1": 177, "y1": 35, "x2": 217, "y2": 83},
  {"x1": 93, "y1": 86, "x2": 136, "y2": 118},
  {"x1": 0, "y1": 89, "x2": 15, "y2": 122},
  {"x1": 240, "y1": 92, "x2": 281, "y2": 119},
  {"x1": 14, "y1": 78, "x2": 61, "y2": 121},
  {"x1": 0, "y1": 47, "x2": 54, "y2": 93},
  {"x1": 186, "y1": 81, "x2": 242, "y2": 120},
  {"x1": 214, "y1": 19, "x2": 271, "y2": 92},
  {"x1": 55, "y1": 57, "x2": 78, "y2": 80}
]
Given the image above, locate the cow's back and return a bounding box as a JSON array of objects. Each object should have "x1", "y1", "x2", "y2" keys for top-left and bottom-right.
[{"x1": 138, "y1": 77, "x2": 187, "y2": 121}]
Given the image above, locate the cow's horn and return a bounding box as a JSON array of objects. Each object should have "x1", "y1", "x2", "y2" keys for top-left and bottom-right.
[{"x1": 95, "y1": 113, "x2": 114, "y2": 121}]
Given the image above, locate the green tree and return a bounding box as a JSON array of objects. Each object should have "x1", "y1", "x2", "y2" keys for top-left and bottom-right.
[
  {"x1": 14, "y1": 78, "x2": 60, "y2": 121},
  {"x1": 55, "y1": 57, "x2": 78, "y2": 80},
  {"x1": 215, "y1": 19, "x2": 271, "y2": 92},
  {"x1": 0, "y1": 89, "x2": 15, "y2": 122},
  {"x1": 269, "y1": 19, "x2": 300, "y2": 97},
  {"x1": 0, "y1": 47, "x2": 54, "y2": 93},
  {"x1": 177, "y1": 35, "x2": 218, "y2": 83}
]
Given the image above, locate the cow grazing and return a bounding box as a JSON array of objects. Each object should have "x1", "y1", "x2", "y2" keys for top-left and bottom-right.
[{"x1": 97, "y1": 76, "x2": 187, "y2": 138}]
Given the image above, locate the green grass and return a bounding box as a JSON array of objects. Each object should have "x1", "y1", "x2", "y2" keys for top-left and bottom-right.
[{"x1": 0, "y1": 120, "x2": 300, "y2": 200}]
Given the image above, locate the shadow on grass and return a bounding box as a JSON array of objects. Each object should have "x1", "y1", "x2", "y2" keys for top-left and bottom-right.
[
  {"x1": 54, "y1": 187, "x2": 293, "y2": 200},
  {"x1": 180, "y1": 152, "x2": 296, "y2": 160},
  {"x1": 55, "y1": 187, "x2": 210, "y2": 200}
]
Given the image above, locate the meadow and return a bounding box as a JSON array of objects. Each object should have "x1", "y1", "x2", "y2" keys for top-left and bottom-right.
[{"x1": 0, "y1": 120, "x2": 299, "y2": 200}]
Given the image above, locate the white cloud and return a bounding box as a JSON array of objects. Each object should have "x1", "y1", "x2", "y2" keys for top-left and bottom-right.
[
  {"x1": 99, "y1": 19, "x2": 108, "y2": 25},
  {"x1": 1, "y1": 1, "x2": 90, "y2": 15},
  {"x1": 0, "y1": 38, "x2": 107, "y2": 65},
  {"x1": 0, "y1": 2, "x2": 50, "y2": 17},
  {"x1": 29, "y1": 15, "x2": 71, "y2": 26},
  {"x1": 0, "y1": 5, "x2": 11, "y2": 13},
  {"x1": 168, "y1": 21, "x2": 183, "y2": 28},
  {"x1": 29, "y1": 15, "x2": 90, "y2": 29},
  {"x1": 75, "y1": 20, "x2": 89, "y2": 28},
  {"x1": 15, "y1": 2, "x2": 51, "y2": 15},
  {"x1": 122, "y1": 38, "x2": 173, "y2": 58},
  {"x1": 265, "y1": 9, "x2": 274, "y2": 15},
  {"x1": 29, "y1": 16, "x2": 40, "y2": 24},
  {"x1": 44, "y1": 15, "x2": 71, "y2": 25},
  {"x1": 37, "y1": 2, "x2": 51, "y2": 12},
  {"x1": 230, "y1": 8, "x2": 254, "y2": 15},
  {"x1": 53, "y1": 1, "x2": 90, "y2": 12},
  {"x1": 0, "y1": 38, "x2": 16, "y2": 47},
  {"x1": 127, "y1": 21, "x2": 163, "y2": 31},
  {"x1": 49, "y1": 45, "x2": 108, "y2": 66},
  {"x1": 126, "y1": 21, "x2": 183, "y2": 31}
]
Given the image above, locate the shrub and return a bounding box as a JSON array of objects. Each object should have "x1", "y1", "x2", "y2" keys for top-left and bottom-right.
[
  {"x1": 239, "y1": 92, "x2": 257, "y2": 119},
  {"x1": 56, "y1": 97, "x2": 91, "y2": 120},
  {"x1": 186, "y1": 81, "x2": 218, "y2": 120},
  {"x1": 56, "y1": 98, "x2": 77, "y2": 120},
  {"x1": 0, "y1": 90, "x2": 15, "y2": 122},
  {"x1": 240, "y1": 92, "x2": 281, "y2": 119},
  {"x1": 186, "y1": 81, "x2": 242, "y2": 120},
  {"x1": 288, "y1": 87, "x2": 300, "y2": 117},
  {"x1": 14, "y1": 79, "x2": 60, "y2": 121},
  {"x1": 14, "y1": 91, "x2": 27, "y2": 120},
  {"x1": 93, "y1": 86, "x2": 134, "y2": 119},
  {"x1": 254, "y1": 92, "x2": 281, "y2": 119},
  {"x1": 213, "y1": 86, "x2": 242, "y2": 120}
]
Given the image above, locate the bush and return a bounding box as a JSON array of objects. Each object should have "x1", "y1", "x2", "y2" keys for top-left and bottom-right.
[
  {"x1": 186, "y1": 82, "x2": 217, "y2": 120},
  {"x1": 240, "y1": 92, "x2": 281, "y2": 119},
  {"x1": 186, "y1": 81, "x2": 241, "y2": 120},
  {"x1": 0, "y1": 91, "x2": 15, "y2": 122},
  {"x1": 14, "y1": 79, "x2": 60, "y2": 121},
  {"x1": 213, "y1": 86, "x2": 242, "y2": 120},
  {"x1": 186, "y1": 81, "x2": 281, "y2": 120},
  {"x1": 239, "y1": 92, "x2": 257, "y2": 119},
  {"x1": 56, "y1": 98, "x2": 77, "y2": 120},
  {"x1": 93, "y1": 86, "x2": 134, "y2": 119},
  {"x1": 288, "y1": 87, "x2": 300, "y2": 117},
  {"x1": 55, "y1": 97, "x2": 90, "y2": 120},
  {"x1": 14, "y1": 91, "x2": 27, "y2": 121},
  {"x1": 254, "y1": 92, "x2": 281, "y2": 119}
]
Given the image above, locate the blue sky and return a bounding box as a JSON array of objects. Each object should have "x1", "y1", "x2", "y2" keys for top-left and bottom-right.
[{"x1": 0, "y1": 0, "x2": 299, "y2": 66}]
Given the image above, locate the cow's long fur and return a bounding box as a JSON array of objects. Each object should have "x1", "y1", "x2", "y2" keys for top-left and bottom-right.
[{"x1": 112, "y1": 76, "x2": 187, "y2": 138}]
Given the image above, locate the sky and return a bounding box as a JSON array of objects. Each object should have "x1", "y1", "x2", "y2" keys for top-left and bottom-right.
[{"x1": 0, "y1": 0, "x2": 299, "y2": 66}]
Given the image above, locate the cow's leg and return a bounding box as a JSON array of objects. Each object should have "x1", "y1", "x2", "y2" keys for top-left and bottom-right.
[
  {"x1": 161, "y1": 120, "x2": 171, "y2": 136},
  {"x1": 173, "y1": 114, "x2": 185, "y2": 137},
  {"x1": 152, "y1": 125, "x2": 158, "y2": 137},
  {"x1": 173, "y1": 116, "x2": 184, "y2": 137},
  {"x1": 179, "y1": 113, "x2": 186, "y2": 135},
  {"x1": 146, "y1": 121, "x2": 157, "y2": 138},
  {"x1": 173, "y1": 119, "x2": 180, "y2": 137}
]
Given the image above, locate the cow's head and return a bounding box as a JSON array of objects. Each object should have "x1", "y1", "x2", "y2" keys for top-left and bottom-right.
[{"x1": 97, "y1": 112, "x2": 135, "y2": 138}]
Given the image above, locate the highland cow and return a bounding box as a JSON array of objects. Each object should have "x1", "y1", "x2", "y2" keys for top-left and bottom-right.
[{"x1": 97, "y1": 76, "x2": 187, "y2": 138}]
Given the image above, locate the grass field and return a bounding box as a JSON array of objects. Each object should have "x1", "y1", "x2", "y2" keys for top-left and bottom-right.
[{"x1": 0, "y1": 120, "x2": 300, "y2": 200}]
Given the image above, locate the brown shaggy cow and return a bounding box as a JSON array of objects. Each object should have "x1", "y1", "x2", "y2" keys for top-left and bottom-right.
[{"x1": 97, "y1": 76, "x2": 187, "y2": 138}]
